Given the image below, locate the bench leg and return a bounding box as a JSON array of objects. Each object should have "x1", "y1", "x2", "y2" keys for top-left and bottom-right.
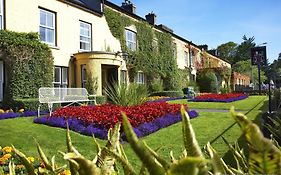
[
  {"x1": 38, "y1": 105, "x2": 41, "y2": 118},
  {"x1": 48, "y1": 103, "x2": 53, "y2": 116}
]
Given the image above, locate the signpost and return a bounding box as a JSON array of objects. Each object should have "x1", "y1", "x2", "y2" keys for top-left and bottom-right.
[{"x1": 251, "y1": 46, "x2": 267, "y2": 94}]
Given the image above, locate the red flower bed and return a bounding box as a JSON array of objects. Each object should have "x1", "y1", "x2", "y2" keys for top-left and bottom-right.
[
  {"x1": 51, "y1": 102, "x2": 187, "y2": 129},
  {"x1": 192, "y1": 93, "x2": 248, "y2": 102}
]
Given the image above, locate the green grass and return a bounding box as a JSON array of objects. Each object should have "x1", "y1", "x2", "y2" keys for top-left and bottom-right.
[
  {"x1": 169, "y1": 95, "x2": 267, "y2": 111},
  {"x1": 0, "y1": 95, "x2": 267, "y2": 172}
]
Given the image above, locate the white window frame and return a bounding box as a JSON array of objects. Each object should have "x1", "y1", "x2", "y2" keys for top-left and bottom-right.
[
  {"x1": 39, "y1": 8, "x2": 56, "y2": 46},
  {"x1": 189, "y1": 50, "x2": 194, "y2": 66},
  {"x1": 80, "y1": 21, "x2": 92, "y2": 51},
  {"x1": 184, "y1": 51, "x2": 189, "y2": 66},
  {"x1": 125, "y1": 29, "x2": 137, "y2": 51},
  {"x1": 135, "y1": 71, "x2": 145, "y2": 84},
  {"x1": 0, "y1": 0, "x2": 3, "y2": 30},
  {"x1": 53, "y1": 66, "x2": 68, "y2": 88}
]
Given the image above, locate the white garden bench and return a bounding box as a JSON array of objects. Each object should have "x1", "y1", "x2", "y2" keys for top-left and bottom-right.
[{"x1": 38, "y1": 87, "x2": 96, "y2": 117}]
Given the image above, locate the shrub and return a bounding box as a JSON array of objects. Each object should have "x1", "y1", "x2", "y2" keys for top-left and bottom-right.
[
  {"x1": 0, "y1": 30, "x2": 53, "y2": 103},
  {"x1": 149, "y1": 91, "x2": 183, "y2": 98},
  {"x1": 197, "y1": 69, "x2": 218, "y2": 93},
  {"x1": 104, "y1": 83, "x2": 148, "y2": 106}
]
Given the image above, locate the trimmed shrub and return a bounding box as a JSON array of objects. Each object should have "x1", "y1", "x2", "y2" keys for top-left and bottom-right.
[
  {"x1": 0, "y1": 30, "x2": 53, "y2": 105},
  {"x1": 197, "y1": 69, "x2": 218, "y2": 93},
  {"x1": 149, "y1": 91, "x2": 183, "y2": 98}
]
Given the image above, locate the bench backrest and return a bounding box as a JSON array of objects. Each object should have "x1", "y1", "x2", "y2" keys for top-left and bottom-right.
[{"x1": 39, "y1": 87, "x2": 89, "y2": 103}]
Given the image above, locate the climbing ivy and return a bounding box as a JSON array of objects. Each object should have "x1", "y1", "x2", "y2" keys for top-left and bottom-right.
[
  {"x1": 0, "y1": 30, "x2": 53, "y2": 102},
  {"x1": 104, "y1": 7, "x2": 180, "y2": 91}
]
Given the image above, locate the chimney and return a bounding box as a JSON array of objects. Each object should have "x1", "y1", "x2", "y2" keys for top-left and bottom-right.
[
  {"x1": 121, "y1": 0, "x2": 136, "y2": 14},
  {"x1": 145, "y1": 12, "x2": 156, "y2": 25}
]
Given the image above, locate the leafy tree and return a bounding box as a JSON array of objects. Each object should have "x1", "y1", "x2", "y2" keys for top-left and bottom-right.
[
  {"x1": 217, "y1": 42, "x2": 238, "y2": 64},
  {"x1": 235, "y1": 35, "x2": 256, "y2": 62}
]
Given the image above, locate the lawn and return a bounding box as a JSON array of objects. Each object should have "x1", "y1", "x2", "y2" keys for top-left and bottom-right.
[
  {"x1": 0, "y1": 95, "x2": 267, "y2": 172},
  {"x1": 169, "y1": 95, "x2": 267, "y2": 111}
]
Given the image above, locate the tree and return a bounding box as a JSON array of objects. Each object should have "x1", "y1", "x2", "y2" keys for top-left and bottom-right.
[
  {"x1": 235, "y1": 35, "x2": 256, "y2": 62},
  {"x1": 217, "y1": 42, "x2": 238, "y2": 64}
]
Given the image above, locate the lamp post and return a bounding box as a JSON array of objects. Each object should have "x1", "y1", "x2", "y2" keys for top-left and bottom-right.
[{"x1": 251, "y1": 42, "x2": 267, "y2": 95}]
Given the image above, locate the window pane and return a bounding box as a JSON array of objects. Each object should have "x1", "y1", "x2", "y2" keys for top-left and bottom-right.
[
  {"x1": 54, "y1": 67, "x2": 61, "y2": 83},
  {"x1": 40, "y1": 11, "x2": 46, "y2": 25},
  {"x1": 62, "y1": 68, "x2": 68, "y2": 84},
  {"x1": 46, "y1": 28, "x2": 54, "y2": 44},
  {"x1": 46, "y1": 12, "x2": 53, "y2": 27}
]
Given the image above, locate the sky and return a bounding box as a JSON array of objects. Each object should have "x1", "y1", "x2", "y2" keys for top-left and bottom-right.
[{"x1": 109, "y1": 0, "x2": 281, "y2": 63}]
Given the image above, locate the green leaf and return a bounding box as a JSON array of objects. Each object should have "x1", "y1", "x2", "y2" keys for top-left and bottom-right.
[
  {"x1": 122, "y1": 112, "x2": 165, "y2": 175},
  {"x1": 167, "y1": 157, "x2": 205, "y2": 175},
  {"x1": 66, "y1": 125, "x2": 79, "y2": 175},
  {"x1": 64, "y1": 153, "x2": 100, "y2": 175},
  {"x1": 180, "y1": 106, "x2": 203, "y2": 157}
]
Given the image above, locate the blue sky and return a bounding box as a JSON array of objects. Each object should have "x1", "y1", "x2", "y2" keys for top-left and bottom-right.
[{"x1": 109, "y1": 0, "x2": 281, "y2": 63}]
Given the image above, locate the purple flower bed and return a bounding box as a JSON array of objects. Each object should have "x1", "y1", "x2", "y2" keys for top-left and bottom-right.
[
  {"x1": 0, "y1": 110, "x2": 49, "y2": 120},
  {"x1": 34, "y1": 110, "x2": 199, "y2": 140}
]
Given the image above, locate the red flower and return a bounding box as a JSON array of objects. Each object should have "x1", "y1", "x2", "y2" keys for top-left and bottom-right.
[{"x1": 51, "y1": 102, "x2": 187, "y2": 129}]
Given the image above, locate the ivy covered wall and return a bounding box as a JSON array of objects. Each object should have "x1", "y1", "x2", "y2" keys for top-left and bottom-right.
[
  {"x1": 0, "y1": 30, "x2": 53, "y2": 101},
  {"x1": 104, "y1": 7, "x2": 180, "y2": 91}
]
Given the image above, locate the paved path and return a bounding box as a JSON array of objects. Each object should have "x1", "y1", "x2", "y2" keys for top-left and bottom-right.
[{"x1": 191, "y1": 108, "x2": 246, "y2": 113}]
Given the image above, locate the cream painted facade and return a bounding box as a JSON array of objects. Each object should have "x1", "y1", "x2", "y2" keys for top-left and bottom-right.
[
  {"x1": 5, "y1": 0, "x2": 122, "y2": 67},
  {"x1": 2, "y1": 0, "x2": 232, "y2": 97}
]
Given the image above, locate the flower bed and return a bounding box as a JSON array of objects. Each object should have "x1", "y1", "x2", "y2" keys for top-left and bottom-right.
[
  {"x1": 34, "y1": 102, "x2": 198, "y2": 140},
  {"x1": 191, "y1": 93, "x2": 248, "y2": 102},
  {"x1": 0, "y1": 110, "x2": 48, "y2": 120}
]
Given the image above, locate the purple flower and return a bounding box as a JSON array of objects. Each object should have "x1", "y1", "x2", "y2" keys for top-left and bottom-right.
[{"x1": 0, "y1": 112, "x2": 21, "y2": 120}]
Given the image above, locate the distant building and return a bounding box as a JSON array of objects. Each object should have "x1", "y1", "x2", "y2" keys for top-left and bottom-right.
[{"x1": 232, "y1": 72, "x2": 250, "y2": 91}]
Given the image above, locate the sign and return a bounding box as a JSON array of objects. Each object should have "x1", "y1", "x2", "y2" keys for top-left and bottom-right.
[{"x1": 251, "y1": 46, "x2": 267, "y2": 65}]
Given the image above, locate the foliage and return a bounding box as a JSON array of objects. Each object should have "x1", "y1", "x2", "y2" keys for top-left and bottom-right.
[
  {"x1": 196, "y1": 69, "x2": 218, "y2": 93},
  {"x1": 149, "y1": 91, "x2": 184, "y2": 98},
  {"x1": 104, "y1": 82, "x2": 148, "y2": 106},
  {"x1": 0, "y1": 30, "x2": 53, "y2": 102},
  {"x1": 85, "y1": 72, "x2": 98, "y2": 95},
  {"x1": 235, "y1": 35, "x2": 256, "y2": 62},
  {"x1": 104, "y1": 7, "x2": 180, "y2": 91},
  {"x1": 217, "y1": 41, "x2": 238, "y2": 64},
  {"x1": 148, "y1": 78, "x2": 164, "y2": 93}
]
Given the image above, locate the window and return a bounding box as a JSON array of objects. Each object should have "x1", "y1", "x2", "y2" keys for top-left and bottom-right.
[
  {"x1": 189, "y1": 50, "x2": 194, "y2": 66},
  {"x1": 120, "y1": 70, "x2": 127, "y2": 83},
  {"x1": 184, "y1": 51, "x2": 188, "y2": 66},
  {"x1": 81, "y1": 64, "x2": 87, "y2": 88},
  {"x1": 80, "y1": 21, "x2": 92, "y2": 51},
  {"x1": 39, "y1": 8, "x2": 56, "y2": 46},
  {"x1": 125, "y1": 29, "x2": 136, "y2": 51},
  {"x1": 135, "y1": 71, "x2": 145, "y2": 84},
  {"x1": 53, "y1": 66, "x2": 68, "y2": 87},
  {"x1": 172, "y1": 42, "x2": 177, "y2": 59},
  {"x1": 0, "y1": 0, "x2": 3, "y2": 29}
]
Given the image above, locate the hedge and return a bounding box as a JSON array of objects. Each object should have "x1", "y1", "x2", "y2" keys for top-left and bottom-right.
[{"x1": 149, "y1": 91, "x2": 184, "y2": 98}]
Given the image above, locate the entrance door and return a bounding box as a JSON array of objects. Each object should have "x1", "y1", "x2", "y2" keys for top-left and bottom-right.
[
  {"x1": 101, "y1": 65, "x2": 118, "y2": 94},
  {"x1": 0, "y1": 61, "x2": 3, "y2": 101}
]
